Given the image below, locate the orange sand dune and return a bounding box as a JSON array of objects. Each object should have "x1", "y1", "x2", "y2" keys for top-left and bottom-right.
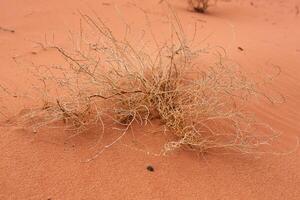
[{"x1": 1, "y1": 0, "x2": 300, "y2": 199}]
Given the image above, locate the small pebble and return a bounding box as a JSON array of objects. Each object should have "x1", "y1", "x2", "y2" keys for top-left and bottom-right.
[{"x1": 146, "y1": 165, "x2": 154, "y2": 172}]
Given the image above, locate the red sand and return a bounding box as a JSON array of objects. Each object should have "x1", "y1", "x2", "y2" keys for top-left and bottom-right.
[{"x1": 1, "y1": 0, "x2": 300, "y2": 199}]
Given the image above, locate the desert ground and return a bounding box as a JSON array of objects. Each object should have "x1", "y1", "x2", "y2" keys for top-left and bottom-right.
[{"x1": 1, "y1": 0, "x2": 300, "y2": 199}]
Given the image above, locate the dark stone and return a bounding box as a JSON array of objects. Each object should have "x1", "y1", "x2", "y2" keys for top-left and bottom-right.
[
  {"x1": 146, "y1": 165, "x2": 154, "y2": 172},
  {"x1": 238, "y1": 46, "x2": 244, "y2": 51}
]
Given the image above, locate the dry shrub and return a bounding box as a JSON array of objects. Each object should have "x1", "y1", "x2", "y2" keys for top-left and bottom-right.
[
  {"x1": 13, "y1": 11, "x2": 280, "y2": 157},
  {"x1": 188, "y1": 0, "x2": 214, "y2": 13}
]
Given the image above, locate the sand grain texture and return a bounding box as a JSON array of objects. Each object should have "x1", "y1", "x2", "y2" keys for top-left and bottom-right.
[{"x1": 0, "y1": 0, "x2": 300, "y2": 199}]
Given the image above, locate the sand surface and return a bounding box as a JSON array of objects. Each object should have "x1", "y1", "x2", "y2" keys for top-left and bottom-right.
[{"x1": 1, "y1": 0, "x2": 300, "y2": 199}]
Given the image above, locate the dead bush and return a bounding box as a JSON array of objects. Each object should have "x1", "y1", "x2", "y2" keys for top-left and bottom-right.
[
  {"x1": 188, "y1": 0, "x2": 213, "y2": 13},
  {"x1": 11, "y1": 10, "x2": 281, "y2": 158}
]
